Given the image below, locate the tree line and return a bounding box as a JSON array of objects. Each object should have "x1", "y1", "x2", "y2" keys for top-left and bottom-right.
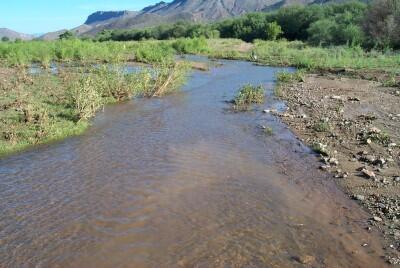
[{"x1": 66, "y1": 0, "x2": 400, "y2": 49}]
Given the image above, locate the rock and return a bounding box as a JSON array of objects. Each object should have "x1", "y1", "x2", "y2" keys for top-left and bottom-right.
[
  {"x1": 362, "y1": 169, "x2": 376, "y2": 179},
  {"x1": 388, "y1": 143, "x2": 397, "y2": 147},
  {"x1": 320, "y1": 165, "x2": 330, "y2": 171},
  {"x1": 369, "y1": 127, "x2": 382, "y2": 134},
  {"x1": 348, "y1": 97, "x2": 361, "y2": 102},
  {"x1": 313, "y1": 143, "x2": 329, "y2": 156},
  {"x1": 331, "y1": 95, "x2": 342, "y2": 100},
  {"x1": 373, "y1": 158, "x2": 386, "y2": 166},
  {"x1": 366, "y1": 138, "x2": 372, "y2": 144},
  {"x1": 373, "y1": 216, "x2": 383, "y2": 222},
  {"x1": 263, "y1": 109, "x2": 271, "y2": 113},
  {"x1": 362, "y1": 155, "x2": 376, "y2": 163},
  {"x1": 354, "y1": 195, "x2": 366, "y2": 201},
  {"x1": 394, "y1": 177, "x2": 400, "y2": 182},
  {"x1": 329, "y1": 158, "x2": 339, "y2": 166},
  {"x1": 293, "y1": 255, "x2": 315, "y2": 265}
]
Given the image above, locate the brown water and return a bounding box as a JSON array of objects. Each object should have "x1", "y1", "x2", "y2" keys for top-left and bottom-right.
[{"x1": 0, "y1": 58, "x2": 389, "y2": 267}]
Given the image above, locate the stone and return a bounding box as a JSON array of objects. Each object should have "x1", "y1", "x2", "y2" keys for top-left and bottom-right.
[
  {"x1": 362, "y1": 169, "x2": 376, "y2": 179},
  {"x1": 331, "y1": 95, "x2": 342, "y2": 100},
  {"x1": 369, "y1": 127, "x2": 382, "y2": 134},
  {"x1": 329, "y1": 158, "x2": 339, "y2": 166},
  {"x1": 354, "y1": 195, "x2": 365, "y2": 201},
  {"x1": 320, "y1": 165, "x2": 330, "y2": 171},
  {"x1": 373, "y1": 216, "x2": 383, "y2": 222},
  {"x1": 373, "y1": 158, "x2": 386, "y2": 166},
  {"x1": 263, "y1": 109, "x2": 271, "y2": 113},
  {"x1": 293, "y1": 255, "x2": 315, "y2": 265}
]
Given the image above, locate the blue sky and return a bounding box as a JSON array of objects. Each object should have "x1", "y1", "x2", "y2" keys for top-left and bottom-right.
[{"x1": 0, "y1": 0, "x2": 170, "y2": 34}]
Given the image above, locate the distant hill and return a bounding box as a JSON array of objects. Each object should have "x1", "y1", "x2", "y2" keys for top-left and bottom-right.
[
  {"x1": 41, "y1": 0, "x2": 361, "y2": 39},
  {"x1": 0, "y1": 28, "x2": 34, "y2": 41}
]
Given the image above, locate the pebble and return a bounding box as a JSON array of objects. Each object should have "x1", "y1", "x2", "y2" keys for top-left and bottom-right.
[
  {"x1": 329, "y1": 158, "x2": 339, "y2": 166},
  {"x1": 394, "y1": 177, "x2": 400, "y2": 182},
  {"x1": 331, "y1": 95, "x2": 342, "y2": 100},
  {"x1": 263, "y1": 109, "x2": 271, "y2": 113},
  {"x1": 362, "y1": 169, "x2": 376, "y2": 179},
  {"x1": 320, "y1": 165, "x2": 330, "y2": 171},
  {"x1": 354, "y1": 195, "x2": 366, "y2": 201},
  {"x1": 293, "y1": 255, "x2": 315, "y2": 265},
  {"x1": 369, "y1": 127, "x2": 382, "y2": 134},
  {"x1": 373, "y1": 216, "x2": 383, "y2": 222}
]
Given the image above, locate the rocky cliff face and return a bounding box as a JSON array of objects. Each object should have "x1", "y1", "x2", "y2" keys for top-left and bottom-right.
[{"x1": 84, "y1": 11, "x2": 137, "y2": 25}]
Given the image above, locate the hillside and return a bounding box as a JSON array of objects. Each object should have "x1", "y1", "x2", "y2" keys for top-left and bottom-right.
[
  {"x1": 0, "y1": 28, "x2": 34, "y2": 41},
  {"x1": 43, "y1": 0, "x2": 352, "y2": 39}
]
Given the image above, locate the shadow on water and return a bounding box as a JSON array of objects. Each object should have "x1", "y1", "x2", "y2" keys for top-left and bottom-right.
[{"x1": 0, "y1": 57, "x2": 389, "y2": 267}]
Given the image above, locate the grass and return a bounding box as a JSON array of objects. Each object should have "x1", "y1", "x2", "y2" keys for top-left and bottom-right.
[
  {"x1": 232, "y1": 84, "x2": 265, "y2": 110},
  {"x1": 276, "y1": 70, "x2": 305, "y2": 83},
  {"x1": 313, "y1": 120, "x2": 331, "y2": 132},
  {"x1": 205, "y1": 39, "x2": 400, "y2": 74},
  {"x1": 251, "y1": 40, "x2": 400, "y2": 73},
  {"x1": 0, "y1": 62, "x2": 188, "y2": 157}
]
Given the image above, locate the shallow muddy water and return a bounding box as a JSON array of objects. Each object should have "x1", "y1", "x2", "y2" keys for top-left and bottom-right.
[{"x1": 0, "y1": 58, "x2": 389, "y2": 267}]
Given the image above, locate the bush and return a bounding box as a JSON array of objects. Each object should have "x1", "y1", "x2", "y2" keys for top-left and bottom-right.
[
  {"x1": 363, "y1": 0, "x2": 400, "y2": 48},
  {"x1": 233, "y1": 84, "x2": 265, "y2": 110}
]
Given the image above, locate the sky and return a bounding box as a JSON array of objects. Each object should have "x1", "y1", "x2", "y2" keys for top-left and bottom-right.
[{"x1": 0, "y1": 0, "x2": 169, "y2": 34}]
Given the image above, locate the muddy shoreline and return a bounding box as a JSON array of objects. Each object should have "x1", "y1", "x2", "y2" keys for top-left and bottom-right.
[{"x1": 273, "y1": 71, "x2": 400, "y2": 264}]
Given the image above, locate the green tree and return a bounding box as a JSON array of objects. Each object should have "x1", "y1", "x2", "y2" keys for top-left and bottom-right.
[
  {"x1": 363, "y1": 0, "x2": 400, "y2": 48},
  {"x1": 1, "y1": 36, "x2": 10, "y2": 42},
  {"x1": 307, "y1": 19, "x2": 338, "y2": 46},
  {"x1": 265, "y1": 22, "x2": 282, "y2": 40},
  {"x1": 59, "y1": 31, "x2": 75, "y2": 40}
]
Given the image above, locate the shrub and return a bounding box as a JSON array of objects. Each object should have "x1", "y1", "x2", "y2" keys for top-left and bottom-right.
[{"x1": 233, "y1": 84, "x2": 265, "y2": 110}]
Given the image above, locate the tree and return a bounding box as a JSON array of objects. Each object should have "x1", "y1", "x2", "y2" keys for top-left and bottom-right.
[
  {"x1": 59, "y1": 31, "x2": 75, "y2": 40},
  {"x1": 363, "y1": 0, "x2": 400, "y2": 48},
  {"x1": 307, "y1": 19, "x2": 338, "y2": 46},
  {"x1": 1, "y1": 36, "x2": 10, "y2": 42},
  {"x1": 265, "y1": 22, "x2": 282, "y2": 40}
]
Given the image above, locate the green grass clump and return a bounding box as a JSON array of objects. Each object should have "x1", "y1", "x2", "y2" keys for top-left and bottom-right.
[
  {"x1": 313, "y1": 120, "x2": 331, "y2": 132},
  {"x1": 233, "y1": 84, "x2": 265, "y2": 110},
  {"x1": 277, "y1": 70, "x2": 305, "y2": 83},
  {"x1": 172, "y1": 38, "x2": 209, "y2": 54}
]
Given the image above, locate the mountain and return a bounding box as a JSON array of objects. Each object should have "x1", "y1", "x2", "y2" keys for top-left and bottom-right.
[
  {"x1": 85, "y1": 11, "x2": 138, "y2": 25},
  {"x1": 42, "y1": 0, "x2": 349, "y2": 39},
  {"x1": 0, "y1": 28, "x2": 34, "y2": 41}
]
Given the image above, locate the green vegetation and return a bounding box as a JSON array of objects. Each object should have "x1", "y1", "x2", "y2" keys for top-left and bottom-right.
[
  {"x1": 0, "y1": 38, "x2": 210, "y2": 67},
  {"x1": 233, "y1": 84, "x2": 265, "y2": 110},
  {"x1": 0, "y1": 61, "x2": 188, "y2": 156},
  {"x1": 59, "y1": 31, "x2": 76, "y2": 40},
  {"x1": 277, "y1": 70, "x2": 305, "y2": 83},
  {"x1": 250, "y1": 40, "x2": 400, "y2": 72},
  {"x1": 313, "y1": 120, "x2": 331, "y2": 132},
  {"x1": 94, "y1": 0, "x2": 399, "y2": 50}
]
